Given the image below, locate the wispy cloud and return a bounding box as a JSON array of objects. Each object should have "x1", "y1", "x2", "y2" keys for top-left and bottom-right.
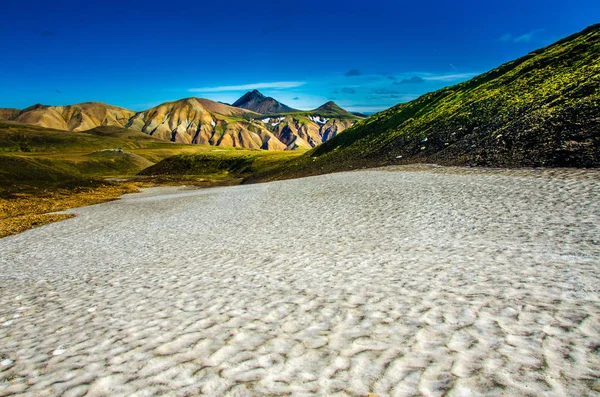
[
  {"x1": 514, "y1": 31, "x2": 537, "y2": 42},
  {"x1": 395, "y1": 76, "x2": 425, "y2": 85},
  {"x1": 346, "y1": 105, "x2": 388, "y2": 112},
  {"x1": 422, "y1": 73, "x2": 477, "y2": 82},
  {"x1": 373, "y1": 88, "x2": 400, "y2": 95},
  {"x1": 342, "y1": 87, "x2": 356, "y2": 94},
  {"x1": 188, "y1": 81, "x2": 305, "y2": 93},
  {"x1": 348, "y1": 97, "x2": 418, "y2": 112},
  {"x1": 500, "y1": 29, "x2": 544, "y2": 43},
  {"x1": 344, "y1": 69, "x2": 361, "y2": 77}
]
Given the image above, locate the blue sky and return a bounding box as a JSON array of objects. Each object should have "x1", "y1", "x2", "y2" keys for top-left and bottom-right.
[{"x1": 0, "y1": 0, "x2": 598, "y2": 113}]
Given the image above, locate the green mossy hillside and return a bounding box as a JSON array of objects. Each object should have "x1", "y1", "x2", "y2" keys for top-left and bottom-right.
[
  {"x1": 139, "y1": 150, "x2": 302, "y2": 183},
  {"x1": 307, "y1": 24, "x2": 600, "y2": 169}
]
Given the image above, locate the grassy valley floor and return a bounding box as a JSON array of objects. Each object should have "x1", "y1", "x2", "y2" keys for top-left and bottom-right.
[{"x1": 0, "y1": 121, "x2": 302, "y2": 238}]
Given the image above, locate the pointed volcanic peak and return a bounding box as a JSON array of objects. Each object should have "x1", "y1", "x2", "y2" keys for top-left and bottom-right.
[
  {"x1": 232, "y1": 90, "x2": 299, "y2": 114},
  {"x1": 307, "y1": 23, "x2": 600, "y2": 169},
  {"x1": 311, "y1": 101, "x2": 358, "y2": 118}
]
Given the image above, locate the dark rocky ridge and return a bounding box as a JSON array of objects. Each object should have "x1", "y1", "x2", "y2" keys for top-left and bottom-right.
[{"x1": 232, "y1": 90, "x2": 298, "y2": 114}]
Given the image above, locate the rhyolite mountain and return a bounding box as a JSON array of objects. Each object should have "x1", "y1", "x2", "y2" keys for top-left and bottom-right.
[
  {"x1": 0, "y1": 108, "x2": 20, "y2": 121},
  {"x1": 253, "y1": 101, "x2": 361, "y2": 149},
  {"x1": 125, "y1": 98, "x2": 286, "y2": 149},
  {"x1": 250, "y1": 23, "x2": 599, "y2": 177},
  {"x1": 14, "y1": 103, "x2": 135, "y2": 132},
  {"x1": 232, "y1": 90, "x2": 298, "y2": 114},
  {"x1": 9, "y1": 95, "x2": 362, "y2": 150},
  {"x1": 255, "y1": 113, "x2": 357, "y2": 150}
]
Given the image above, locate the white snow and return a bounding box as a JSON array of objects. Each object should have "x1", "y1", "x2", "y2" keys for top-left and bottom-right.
[
  {"x1": 263, "y1": 117, "x2": 284, "y2": 126},
  {"x1": 309, "y1": 115, "x2": 330, "y2": 124},
  {"x1": 258, "y1": 117, "x2": 285, "y2": 126},
  {"x1": 52, "y1": 348, "x2": 66, "y2": 356},
  {"x1": 0, "y1": 169, "x2": 599, "y2": 396}
]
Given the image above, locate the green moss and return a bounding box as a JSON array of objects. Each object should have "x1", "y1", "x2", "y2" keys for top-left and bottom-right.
[
  {"x1": 0, "y1": 155, "x2": 102, "y2": 196},
  {"x1": 139, "y1": 150, "x2": 301, "y2": 183}
]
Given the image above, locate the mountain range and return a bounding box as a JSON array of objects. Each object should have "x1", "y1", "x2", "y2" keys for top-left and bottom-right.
[{"x1": 0, "y1": 93, "x2": 362, "y2": 150}]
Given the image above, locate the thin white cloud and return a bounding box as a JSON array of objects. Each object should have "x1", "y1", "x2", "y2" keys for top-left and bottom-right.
[
  {"x1": 188, "y1": 81, "x2": 305, "y2": 93},
  {"x1": 514, "y1": 32, "x2": 536, "y2": 43},
  {"x1": 346, "y1": 105, "x2": 390, "y2": 113},
  {"x1": 423, "y1": 73, "x2": 478, "y2": 82},
  {"x1": 500, "y1": 29, "x2": 544, "y2": 43}
]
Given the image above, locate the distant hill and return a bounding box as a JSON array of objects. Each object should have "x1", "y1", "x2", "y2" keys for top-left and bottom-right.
[
  {"x1": 298, "y1": 23, "x2": 600, "y2": 169},
  {"x1": 232, "y1": 90, "x2": 298, "y2": 114},
  {"x1": 311, "y1": 101, "x2": 356, "y2": 118},
  {"x1": 14, "y1": 102, "x2": 135, "y2": 132},
  {"x1": 0, "y1": 108, "x2": 19, "y2": 121},
  {"x1": 246, "y1": 100, "x2": 363, "y2": 150},
  {"x1": 0, "y1": 120, "x2": 165, "y2": 153},
  {"x1": 252, "y1": 114, "x2": 359, "y2": 150}
]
